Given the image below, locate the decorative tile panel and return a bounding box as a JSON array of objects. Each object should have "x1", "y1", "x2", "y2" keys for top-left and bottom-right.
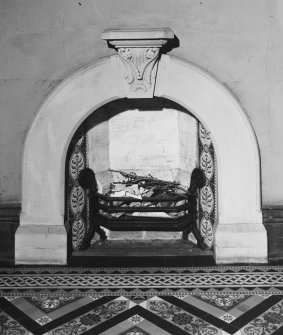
[
  {"x1": 198, "y1": 122, "x2": 217, "y2": 249},
  {"x1": 65, "y1": 126, "x2": 89, "y2": 250},
  {"x1": 0, "y1": 266, "x2": 283, "y2": 335}
]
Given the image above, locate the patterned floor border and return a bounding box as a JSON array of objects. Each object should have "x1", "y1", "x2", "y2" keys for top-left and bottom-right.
[
  {"x1": 0, "y1": 265, "x2": 282, "y2": 298},
  {"x1": 1, "y1": 266, "x2": 283, "y2": 334}
]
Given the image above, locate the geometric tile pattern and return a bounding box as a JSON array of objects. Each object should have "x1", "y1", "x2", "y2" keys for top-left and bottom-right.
[
  {"x1": 119, "y1": 326, "x2": 151, "y2": 335},
  {"x1": 0, "y1": 266, "x2": 283, "y2": 298},
  {"x1": 0, "y1": 266, "x2": 283, "y2": 334},
  {"x1": 128, "y1": 314, "x2": 145, "y2": 324},
  {"x1": 35, "y1": 315, "x2": 52, "y2": 325},
  {"x1": 195, "y1": 294, "x2": 249, "y2": 311},
  {"x1": 2, "y1": 272, "x2": 283, "y2": 288},
  {"x1": 1, "y1": 293, "x2": 283, "y2": 334},
  {"x1": 26, "y1": 295, "x2": 81, "y2": 313}
]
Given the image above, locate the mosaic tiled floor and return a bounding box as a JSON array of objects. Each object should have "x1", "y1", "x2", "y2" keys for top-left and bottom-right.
[{"x1": 0, "y1": 266, "x2": 283, "y2": 334}]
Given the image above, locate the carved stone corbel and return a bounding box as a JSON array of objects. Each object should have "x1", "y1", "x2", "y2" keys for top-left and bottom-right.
[{"x1": 102, "y1": 28, "x2": 174, "y2": 98}]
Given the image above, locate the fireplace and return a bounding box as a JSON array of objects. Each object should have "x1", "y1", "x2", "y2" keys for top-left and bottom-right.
[
  {"x1": 15, "y1": 29, "x2": 267, "y2": 264},
  {"x1": 65, "y1": 98, "x2": 216, "y2": 250}
]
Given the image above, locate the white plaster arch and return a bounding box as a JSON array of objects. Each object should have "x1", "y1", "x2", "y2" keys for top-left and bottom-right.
[{"x1": 15, "y1": 54, "x2": 267, "y2": 264}]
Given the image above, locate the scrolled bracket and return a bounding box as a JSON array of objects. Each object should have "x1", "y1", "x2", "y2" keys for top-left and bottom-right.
[
  {"x1": 102, "y1": 28, "x2": 174, "y2": 98},
  {"x1": 118, "y1": 47, "x2": 159, "y2": 95}
]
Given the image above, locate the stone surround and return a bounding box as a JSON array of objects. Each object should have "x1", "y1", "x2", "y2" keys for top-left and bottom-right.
[{"x1": 15, "y1": 29, "x2": 267, "y2": 264}]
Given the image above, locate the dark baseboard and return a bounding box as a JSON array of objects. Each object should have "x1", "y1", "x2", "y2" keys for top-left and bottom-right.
[
  {"x1": 0, "y1": 203, "x2": 283, "y2": 264},
  {"x1": 263, "y1": 206, "x2": 283, "y2": 260},
  {"x1": 0, "y1": 203, "x2": 20, "y2": 263},
  {"x1": 263, "y1": 206, "x2": 283, "y2": 222}
]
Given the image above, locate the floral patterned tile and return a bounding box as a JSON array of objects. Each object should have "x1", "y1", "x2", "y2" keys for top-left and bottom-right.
[
  {"x1": 240, "y1": 298, "x2": 283, "y2": 335},
  {"x1": 0, "y1": 309, "x2": 30, "y2": 335},
  {"x1": 147, "y1": 296, "x2": 223, "y2": 335},
  {"x1": 35, "y1": 315, "x2": 53, "y2": 325},
  {"x1": 181, "y1": 294, "x2": 230, "y2": 318},
  {"x1": 98, "y1": 318, "x2": 172, "y2": 335},
  {"x1": 193, "y1": 294, "x2": 250, "y2": 311},
  {"x1": 230, "y1": 295, "x2": 267, "y2": 318},
  {"x1": 182, "y1": 294, "x2": 267, "y2": 320},
  {"x1": 49, "y1": 296, "x2": 131, "y2": 335},
  {"x1": 48, "y1": 296, "x2": 97, "y2": 319},
  {"x1": 6, "y1": 295, "x2": 96, "y2": 323},
  {"x1": 25, "y1": 295, "x2": 81, "y2": 313},
  {"x1": 191, "y1": 294, "x2": 266, "y2": 320},
  {"x1": 2, "y1": 293, "x2": 283, "y2": 335}
]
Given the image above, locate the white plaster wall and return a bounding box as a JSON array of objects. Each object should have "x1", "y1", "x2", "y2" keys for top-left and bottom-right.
[{"x1": 1, "y1": 0, "x2": 283, "y2": 207}]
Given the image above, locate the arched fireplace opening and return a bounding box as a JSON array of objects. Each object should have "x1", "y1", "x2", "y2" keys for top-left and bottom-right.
[
  {"x1": 66, "y1": 98, "x2": 216, "y2": 253},
  {"x1": 15, "y1": 50, "x2": 267, "y2": 264}
]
